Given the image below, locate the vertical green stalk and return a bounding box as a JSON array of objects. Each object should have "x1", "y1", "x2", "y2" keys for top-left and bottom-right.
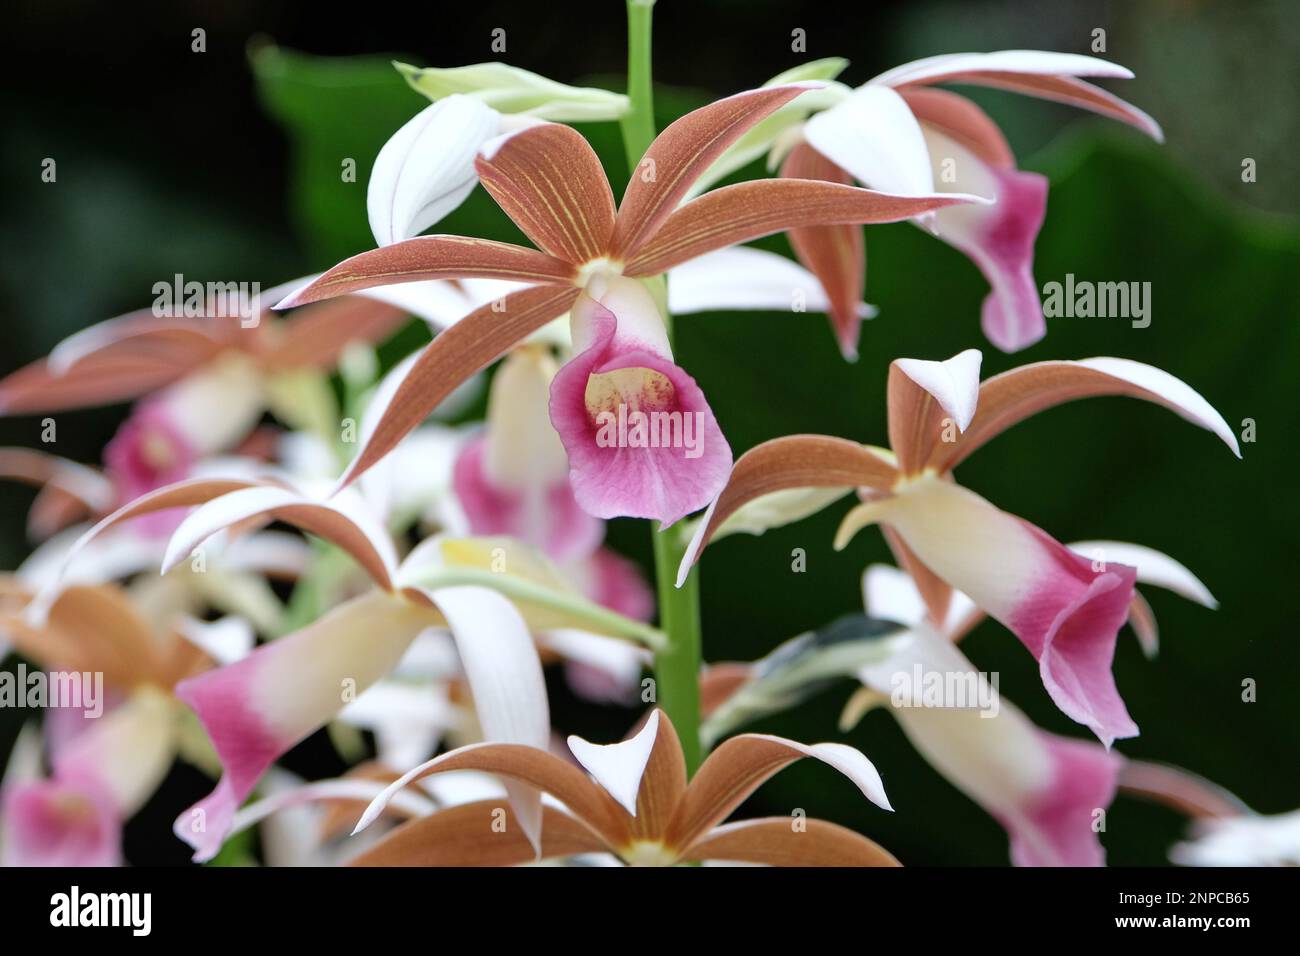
[
  {"x1": 619, "y1": 0, "x2": 703, "y2": 775},
  {"x1": 619, "y1": 0, "x2": 658, "y2": 183}
]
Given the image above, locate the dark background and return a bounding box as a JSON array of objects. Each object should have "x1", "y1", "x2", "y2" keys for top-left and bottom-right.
[{"x1": 1, "y1": 0, "x2": 1297, "y2": 865}]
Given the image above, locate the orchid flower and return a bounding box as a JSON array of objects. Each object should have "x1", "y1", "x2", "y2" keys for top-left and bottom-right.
[
  {"x1": 702, "y1": 52, "x2": 1162, "y2": 355},
  {"x1": 701, "y1": 537, "x2": 1214, "y2": 866},
  {"x1": 276, "y1": 85, "x2": 977, "y2": 524},
  {"x1": 696, "y1": 603, "x2": 1116, "y2": 867},
  {"x1": 32, "y1": 463, "x2": 665, "y2": 860},
  {"x1": 679, "y1": 348, "x2": 1239, "y2": 746},
  {"x1": 0, "y1": 275, "x2": 487, "y2": 502},
  {"x1": 0, "y1": 581, "x2": 256, "y2": 866},
  {"x1": 454, "y1": 345, "x2": 653, "y2": 617},
  {"x1": 344, "y1": 709, "x2": 896, "y2": 867},
  {"x1": 0, "y1": 692, "x2": 173, "y2": 867},
  {"x1": 847, "y1": 557, "x2": 1211, "y2": 866}
]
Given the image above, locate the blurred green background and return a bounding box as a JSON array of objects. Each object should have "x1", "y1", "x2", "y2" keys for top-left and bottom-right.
[{"x1": 1, "y1": 0, "x2": 1296, "y2": 865}]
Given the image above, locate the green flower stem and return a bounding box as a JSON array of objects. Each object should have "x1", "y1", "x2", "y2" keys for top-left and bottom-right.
[
  {"x1": 651, "y1": 524, "x2": 703, "y2": 774},
  {"x1": 619, "y1": 0, "x2": 658, "y2": 182},
  {"x1": 619, "y1": 0, "x2": 704, "y2": 775}
]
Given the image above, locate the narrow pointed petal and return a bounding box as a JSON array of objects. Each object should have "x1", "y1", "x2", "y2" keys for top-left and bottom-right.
[
  {"x1": 163, "y1": 485, "x2": 401, "y2": 592},
  {"x1": 337, "y1": 284, "x2": 580, "y2": 489},
  {"x1": 0, "y1": 448, "x2": 114, "y2": 515},
  {"x1": 860, "y1": 627, "x2": 1120, "y2": 866},
  {"x1": 625, "y1": 178, "x2": 982, "y2": 277},
  {"x1": 368, "y1": 95, "x2": 500, "y2": 246},
  {"x1": 549, "y1": 279, "x2": 731, "y2": 526},
  {"x1": 349, "y1": 801, "x2": 607, "y2": 866},
  {"x1": 666, "y1": 245, "x2": 874, "y2": 324},
  {"x1": 888, "y1": 349, "x2": 983, "y2": 473},
  {"x1": 1118, "y1": 760, "x2": 1251, "y2": 819},
  {"x1": 898, "y1": 88, "x2": 1014, "y2": 168},
  {"x1": 667, "y1": 734, "x2": 890, "y2": 852},
  {"x1": 838, "y1": 478, "x2": 1139, "y2": 746},
  {"x1": 872, "y1": 50, "x2": 1136, "y2": 85},
  {"x1": 568, "y1": 710, "x2": 661, "y2": 816},
  {"x1": 931, "y1": 357, "x2": 1241, "y2": 473},
  {"x1": 226, "y1": 776, "x2": 435, "y2": 844},
  {"x1": 475, "y1": 122, "x2": 617, "y2": 264},
  {"x1": 26, "y1": 477, "x2": 267, "y2": 619},
  {"x1": 935, "y1": 71, "x2": 1163, "y2": 141},
  {"x1": 681, "y1": 817, "x2": 900, "y2": 867},
  {"x1": 412, "y1": 585, "x2": 551, "y2": 851},
  {"x1": 1067, "y1": 540, "x2": 1217, "y2": 609},
  {"x1": 352, "y1": 742, "x2": 627, "y2": 848},
  {"x1": 260, "y1": 297, "x2": 407, "y2": 371},
  {"x1": 1125, "y1": 590, "x2": 1159, "y2": 658},
  {"x1": 272, "y1": 236, "x2": 574, "y2": 309},
  {"x1": 172, "y1": 591, "x2": 433, "y2": 861},
  {"x1": 44, "y1": 311, "x2": 226, "y2": 377},
  {"x1": 778, "y1": 145, "x2": 868, "y2": 358},
  {"x1": 676, "y1": 436, "x2": 898, "y2": 587},
  {"x1": 611, "y1": 84, "x2": 821, "y2": 258},
  {"x1": 804, "y1": 84, "x2": 935, "y2": 196},
  {"x1": 0, "y1": 353, "x2": 196, "y2": 415}
]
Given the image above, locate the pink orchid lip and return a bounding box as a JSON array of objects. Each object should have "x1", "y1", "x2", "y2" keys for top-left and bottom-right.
[
  {"x1": 452, "y1": 433, "x2": 603, "y2": 564},
  {"x1": 1, "y1": 777, "x2": 122, "y2": 867},
  {"x1": 1005, "y1": 732, "x2": 1123, "y2": 867},
  {"x1": 1009, "y1": 526, "x2": 1140, "y2": 748},
  {"x1": 549, "y1": 291, "x2": 732, "y2": 527},
  {"x1": 953, "y1": 166, "x2": 1048, "y2": 353},
  {"x1": 171, "y1": 658, "x2": 284, "y2": 862},
  {"x1": 104, "y1": 399, "x2": 197, "y2": 536}
]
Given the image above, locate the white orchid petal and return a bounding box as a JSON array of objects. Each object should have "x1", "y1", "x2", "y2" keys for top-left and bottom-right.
[
  {"x1": 667, "y1": 246, "x2": 875, "y2": 319},
  {"x1": 567, "y1": 710, "x2": 660, "y2": 816},
  {"x1": 895, "y1": 348, "x2": 983, "y2": 432},
  {"x1": 415, "y1": 585, "x2": 550, "y2": 852},
  {"x1": 367, "y1": 95, "x2": 500, "y2": 246},
  {"x1": 804, "y1": 84, "x2": 936, "y2": 196},
  {"x1": 1069, "y1": 540, "x2": 1217, "y2": 609},
  {"x1": 871, "y1": 50, "x2": 1135, "y2": 87}
]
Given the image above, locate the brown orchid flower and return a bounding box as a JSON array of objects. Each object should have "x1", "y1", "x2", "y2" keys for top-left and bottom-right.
[
  {"x1": 273, "y1": 84, "x2": 978, "y2": 517},
  {"x1": 347, "y1": 710, "x2": 898, "y2": 867}
]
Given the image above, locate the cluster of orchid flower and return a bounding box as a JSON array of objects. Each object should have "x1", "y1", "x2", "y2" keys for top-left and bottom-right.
[{"x1": 1, "y1": 33, "x2": 1294, "y2": 868}]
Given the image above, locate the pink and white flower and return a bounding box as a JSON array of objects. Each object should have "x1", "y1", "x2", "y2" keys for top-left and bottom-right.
[
  {"x1": 706, "y1": 51, "x2": 1162, "y2": 354},
  {"x1": 681, "y1": 349, "x2": 1238, "y2": 746}
]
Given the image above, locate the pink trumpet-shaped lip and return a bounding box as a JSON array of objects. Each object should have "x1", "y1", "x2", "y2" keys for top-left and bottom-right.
[
  {"x1": 103, "y1": 400, "x2": 197, "y2": 535},
  {"x1": 956, "y1": 166, "x2": 1048, "y2": 353},
  {"x1": 171, "y1": 660, "x2": 284, "y2": 862},
  {"x1": 1011, "y1": 529, "x2": 1140, "y2": 748},
  {"x1": 1004, "y1": 732, "x2": 1123, "y2": 867},
  {"x1": 1, "y1": 776, "x2": 122, "y2": 867},
  {"x1": 452, "y1": 434, "x2": 603, "y2": 564},
  {"x1": 549, "y1": 298, "x2": 732, "y2": 528}
]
